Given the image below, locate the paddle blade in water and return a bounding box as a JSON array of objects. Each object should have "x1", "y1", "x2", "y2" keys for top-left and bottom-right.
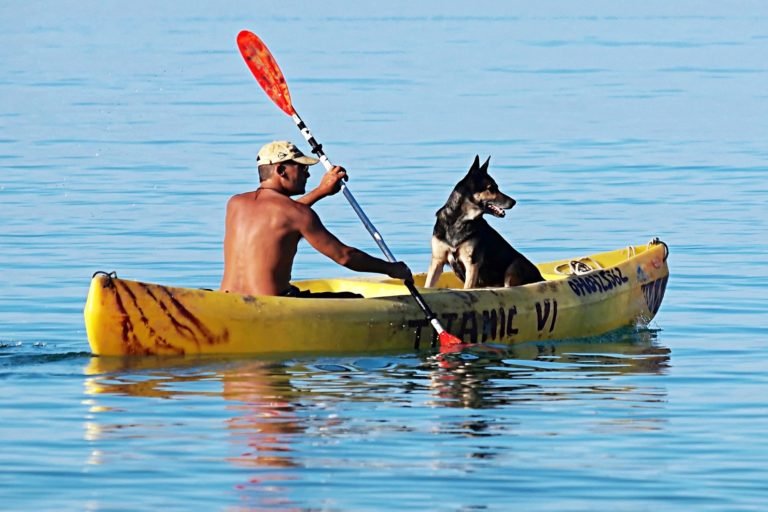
[
  {"x1": 438, "y1": 330, "x2": 464, "y2": 348},
  {"x1": 237, "y1": 30, "x2": 294, "y2": 116}
]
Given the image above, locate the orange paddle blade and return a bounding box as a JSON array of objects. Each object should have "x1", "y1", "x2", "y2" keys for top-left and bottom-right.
[
  {"x1": 236, "y1": 30, "x2": 294, "y2": 116},
  {"x1": 438, "y1": 330, "x2": 464, "y2": 348}
]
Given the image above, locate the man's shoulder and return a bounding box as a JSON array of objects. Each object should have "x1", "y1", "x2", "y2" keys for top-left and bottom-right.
[
  {"x1": 228, "y1": 191, "x2": 254, "y2": 202},
  {"x1": 226, "y1": 192, "x2": 253, "y2": 211},
  {"x1": 227, "y1": 190, "x2": 310, "y2": 214}
]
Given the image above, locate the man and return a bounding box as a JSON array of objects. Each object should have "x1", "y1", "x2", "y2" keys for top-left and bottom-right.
[{"x1": 220, "y1": 140, "x2": 413, "y2": 297}]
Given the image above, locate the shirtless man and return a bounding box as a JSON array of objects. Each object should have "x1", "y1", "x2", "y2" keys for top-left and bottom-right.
[{"x1": 220, "y1": 140, "x2": 413, "y2": 297}]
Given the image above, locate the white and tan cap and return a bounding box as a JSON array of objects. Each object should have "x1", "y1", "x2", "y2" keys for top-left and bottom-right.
[{"x1": 256, "y1": 140, "x2": 320, "y2": 166}]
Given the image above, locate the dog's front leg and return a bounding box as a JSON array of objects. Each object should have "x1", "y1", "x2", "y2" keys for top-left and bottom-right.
[
  {"x1": 463, "y1": 263, "x2": 480, "y2": 289},
  {"x1": 425, "y1": 258, "x2": 444, "y2": 288},
  {"x1": 425, "y1": 237, "x2": 451, "y2": 287},
  {"x1": 454, "y1": 244, "x2": 479, "y2": 288}
]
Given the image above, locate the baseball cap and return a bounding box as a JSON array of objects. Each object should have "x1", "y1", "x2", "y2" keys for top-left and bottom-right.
[{"x1": 256, "y1": 140, "x2": 320, "y2": 166}]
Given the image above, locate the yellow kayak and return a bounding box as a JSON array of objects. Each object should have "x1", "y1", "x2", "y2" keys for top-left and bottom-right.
[{"x1": 84, "y1": 239, "x2": 669, "y2": 356}]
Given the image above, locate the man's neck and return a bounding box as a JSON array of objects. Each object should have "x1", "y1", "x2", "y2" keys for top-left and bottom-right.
[{"x1": 257, "y1": 184, "x2": 290, "y2": 195}]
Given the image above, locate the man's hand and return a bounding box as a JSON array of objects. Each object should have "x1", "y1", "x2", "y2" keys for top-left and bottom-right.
[
  {"x1": 316, "y1": 165, "x2": 348, "y2": 197},
  {"x1": 387, "y1": 261, "x2": 414, "y2": 284},
  {"x1": 297, "y1": 166, "x2": 348, "y2": 206}
]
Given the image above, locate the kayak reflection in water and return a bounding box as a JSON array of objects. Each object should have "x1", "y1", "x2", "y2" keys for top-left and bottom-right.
[{"x1": 219, "y1": 140, "x2": 412, "y2": 297}]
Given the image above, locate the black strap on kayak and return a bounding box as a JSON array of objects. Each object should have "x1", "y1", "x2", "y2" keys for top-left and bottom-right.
[
  {"x1": 92, "y1": 270, "x2": 118, "y2": 279},
  {"x1": 649, "y1": 237, "x2": 669, "y2": 261}
]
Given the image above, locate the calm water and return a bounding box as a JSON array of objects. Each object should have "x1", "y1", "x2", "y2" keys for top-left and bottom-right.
[{"x1": 2, "y1": 2, "x2": 767, "y2": 510}]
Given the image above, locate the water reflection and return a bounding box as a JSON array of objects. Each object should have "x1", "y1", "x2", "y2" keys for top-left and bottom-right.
[
  {"x1": 82, "y1": 328, "x2": 669, "y2": 508},
  {"x1": 428, "y1": 327, "x2": 670, "y2": 410},
  {"x1": 83, "y1": 357, "x2": 306, "y2": 509}
]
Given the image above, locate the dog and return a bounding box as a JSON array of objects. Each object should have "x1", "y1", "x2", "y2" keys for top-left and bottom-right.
[{"x1": 424, "y1": 155, "x2": 544, "y2": 289}]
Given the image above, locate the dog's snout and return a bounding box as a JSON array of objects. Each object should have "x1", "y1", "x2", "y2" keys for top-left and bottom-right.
[{"x1": 499, "y1": 195, "x2": 516, "y2": 209}]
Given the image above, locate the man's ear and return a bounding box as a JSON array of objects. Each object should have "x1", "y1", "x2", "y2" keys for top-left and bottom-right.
[{"x1": 277, "y1": 164, "x2": 286, "y2": 176}]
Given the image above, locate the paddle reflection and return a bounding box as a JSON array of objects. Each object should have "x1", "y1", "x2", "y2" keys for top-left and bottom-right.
[{"x1": 426, "y1": 328, "x2": 671, "y2": 432}]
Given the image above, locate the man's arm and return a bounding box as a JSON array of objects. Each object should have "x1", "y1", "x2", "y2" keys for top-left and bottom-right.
[
  {"x1": 297, "y1": 166, "x2": 347, "y2": 206},
  {"x1": 296, "y1": 188, "x2": 327, "y2": 207},
  {"x1": 299, "y1": 207, "x2": 412, "y2": 281}
]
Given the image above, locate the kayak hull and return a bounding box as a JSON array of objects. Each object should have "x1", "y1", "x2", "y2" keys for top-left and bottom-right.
[{"x1": 84, "y1": 241, "x2": 669, "y2": 356}]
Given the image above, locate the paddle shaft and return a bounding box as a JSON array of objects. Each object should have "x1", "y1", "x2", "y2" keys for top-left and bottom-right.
[
  {"x1": 291, "y1": 112, "x2": 448, "y2": 340},
  {"x1": 292, "y1": 113, "x2": 392, "y2": 258}
]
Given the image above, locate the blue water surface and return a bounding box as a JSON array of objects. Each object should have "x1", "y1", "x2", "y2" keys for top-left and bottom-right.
[{"x1": 1, "y1": 2, "x2": 767, "y2": 510}]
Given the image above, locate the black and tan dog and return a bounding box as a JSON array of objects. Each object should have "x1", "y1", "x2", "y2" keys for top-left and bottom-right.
[{"x1": 425, "y1": 156, "x2": 544, "y2": 289}]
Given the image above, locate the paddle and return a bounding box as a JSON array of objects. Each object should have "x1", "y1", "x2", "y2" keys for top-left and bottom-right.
[{"x1": 236, "y1": 30, "x2": 463, "y2": 348}]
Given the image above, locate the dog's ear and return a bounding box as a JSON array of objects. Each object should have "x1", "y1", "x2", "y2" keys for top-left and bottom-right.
[
  {"x1": 480, "y1": 156, "x2": 491, "y2": 174},
  {"x1": 468, "y1": 155, "x2": 481, "y2": 175}
]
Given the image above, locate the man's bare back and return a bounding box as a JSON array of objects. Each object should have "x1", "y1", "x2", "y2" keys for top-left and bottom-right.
[
  {"x1": 220, "y1": 140, "x2": 412, "y2": 297},
  {"x1": 220, "y1": 189, "x2": 305, "y2": 295}
]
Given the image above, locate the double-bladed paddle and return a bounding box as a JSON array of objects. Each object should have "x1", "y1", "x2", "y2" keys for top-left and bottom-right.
[{"x1": 236, "y1": 29, "x2": 462, "y2": 348}]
